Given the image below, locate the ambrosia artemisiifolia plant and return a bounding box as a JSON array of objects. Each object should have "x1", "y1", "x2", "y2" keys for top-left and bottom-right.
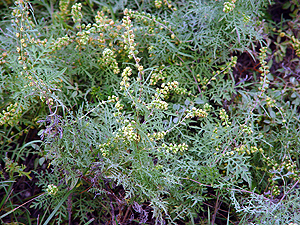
[{"x1": 1, "y1": 0, "x2": 300, "y2": 224}]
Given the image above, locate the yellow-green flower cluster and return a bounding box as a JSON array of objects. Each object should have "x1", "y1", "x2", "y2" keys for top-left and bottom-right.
[
  {"x1": 234, "y1": 145, "x2": 263, "y2": 155},
  {"x1": 196, "y1": 75, "x2": 209, "y2": 90},
  {"x1": 265, "y1": 96, "x2": 276, "y2": 107},
  {"x1": 159, "y1": 142, "x2": 188, "y2": 154},
  {"x1": 12, "y1": 0, "x2": 35, "y2": 70},
  {"x1": 43, "y1": 10, "x2": 120, "y2": 52},
  {"x1": 223, "y1": 0, "x2": 236, "y2": 13},
  {"x1": 94, "y1": 11, "x2": 120, "y2": 44},
  {"x1": 282, "y1": 160, "x2": 298, "y2": 175},
  {"x1": 240, "y1": 124, "x2": 253, "y2": 135},
  {"x1": 59, "y1": 0, "x2": 70, "y2": 17},
  {"x1": 211, "y1": 127, "x2": 219, "y2": 140},
  {"x1": 46, "y1": 184, "x2": 58, "y2": 195},
  {"x1": 50, "y1": 35, "x2": 72, "y2": 51},
  {"x1": 75, "y1": 29, "x2": 92, "y2": 46},
  {"x1": 113, "y1": 101, "x2": 124, "y2": 118},
  {"x1": 99, "y1": 142, "x2": 111, "y2": 157},
  {"x1": 203, "y1": 103, "x2": 212, "y2": 111},
  {"x1": 147, "y1": 99, "x2": 168, "y2": 110},
  {"x1": 120, "y1": 67, "x2": 132, "y2": 90},
  {"x1": 219, "y1": 109, "x2": 227, "y2": 120},
  {"x1": 149, "y1": 66, "x2": 167, "y2": 85},
  {"x1": 0, "y1": 52, "x2": 8, "y2": 65},
  {"x1": 271, "y1": 185, "x2": 280, "y2": 196},
  {"x1": 107, "y1": 95, "x2": 119, "y2": 103},
  {"x1": 219, "y1": 109, "x2": 231, "y2": 127},
  {"x1": 117, "y1": 120, "x2": 140, "y2": 142},
  {"x1": 214, "y1": 56, "x2": 237, "y2": 76},
  {"x1": 125, "y1": 9, "x2": 170, "y2": 29},
  {"x1": 99, "y1": 48, "x2": 120, "y2": 74},
  {"x1": 154, "y1": 0, "x2": 163, "y2": 8},
  {"x1": 155, "y1": 81, "x2": 179, "y2": 99},
  {"x1": 147, "y1": 131, "x2": 167, "y2": 141},
  {"x1": 223, "y1": 150, "x2": 235, "y2": 156},
  {"x1": 72, "y1": 11, "x2": 119, "y2": 49},
  {"x1": 291, "y1": 35, "x2": 300, "y2": 57},
  {"x1": 154, "y1": 0, "x2": 177, "y2": 11},
  {"x1": 122, "y1": 11, "x2": 144, "y2": 76},
  {"x1": 24, "y1": 75, "x2": 42, "y2": 87},
  {"x1": 186, "y1": 107, "x2": 208, "y2": 118},
  {"x1": 71, "y1": 3, "x2": 82, "y2": 28},
  {"x1": 258, "y1": 47, "x2": 270, "y2": 92},
  {"x1": 11, "y1": 0, "x2": 34, "y2": 31},
  {"x1": 0, "y1": 102, "x2": 24, "y2": 126},
  {"x1": 115, "y1": 101, "x2": 124, "y2": 111},
  {"x1": 228, "y1": 55, "x2": 237, "y2": 68},
  {"x1": 258, "y1": 47, "x2": 269, "y2": 73},
  {"x1": 125, "y1": 9, "x2": 177, "y2": 47},
  {"x1": 174, "y1": 87, "x2": 189, "y2": 95},
  {"x1": 263, "y1": 156, "x2": 299, "y2": 194}
]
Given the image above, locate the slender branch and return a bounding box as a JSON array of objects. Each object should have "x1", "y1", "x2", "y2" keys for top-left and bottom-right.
[
  {"x1": 211, "y1": 192, "x2": 220, "y2": 225},
  {"x1": 0, "y1": 193, "x2": 46, "y2": 219},
  {"x1": 280, "y1": 180, "x2": 299, "y2": 202},
  {"x1": 0, "y1": 187, "x2": 14, "y2": 213}
]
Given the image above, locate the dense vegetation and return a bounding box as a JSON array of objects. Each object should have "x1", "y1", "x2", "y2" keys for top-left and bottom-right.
[{"x1": 0, "y1": 0, "x2": 300, "y2": 224}]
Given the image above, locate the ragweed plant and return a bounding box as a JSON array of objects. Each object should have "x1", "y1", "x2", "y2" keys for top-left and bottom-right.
[{"x1": 1, "y1": 0, "x2": 300, "y2": 224}]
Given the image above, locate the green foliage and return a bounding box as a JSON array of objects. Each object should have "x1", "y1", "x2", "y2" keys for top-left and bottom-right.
[{"x1": 1, "y1": 0, "x2": 300, "y2": 224}]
